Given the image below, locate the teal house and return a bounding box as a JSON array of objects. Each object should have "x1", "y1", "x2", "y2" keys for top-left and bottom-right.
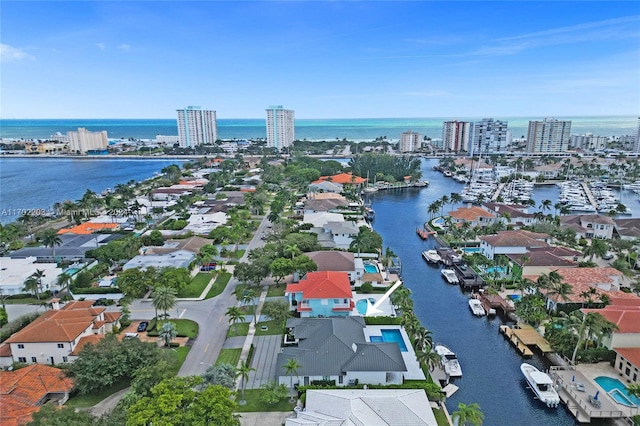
[{"x1": 285, "y1": 271, "x2": 354, "y2": 318}]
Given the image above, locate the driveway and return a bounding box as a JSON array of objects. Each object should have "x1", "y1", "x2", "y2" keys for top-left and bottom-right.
[
  {"x1": 239, "y1": 412, "x2": 295, "y2": 426},
  {"x1": 246, "y1": 335, "x2": 281, "y2": 389}
]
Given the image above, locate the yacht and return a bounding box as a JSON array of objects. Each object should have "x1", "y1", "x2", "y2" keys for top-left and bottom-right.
[
  {"x1": 422, "y1": 250, "x2": 442, "y2": 264},
  {"x1": 520, "y1": 363, "x2": 560, "y2": 408},
  {"x1": 468, "y1": 299, "x2": 486, "y2": 316},
  {"x1": 441, "y1": 269, "x2": 459, "y2": 284},
  {"x1": 363, "y1": 186, "x2": 379, "y2": 193},
  {"x1": 435, "y1": 344, "x2": 462, "y2": 378}
]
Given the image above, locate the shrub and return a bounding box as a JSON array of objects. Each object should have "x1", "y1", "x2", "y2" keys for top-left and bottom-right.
[
  {"x1": 578, "y1": 238, "x2": 587, "y2": 246},
  {"x1": 0, "y1": 312, "x2": 41, "y2": 342},
  {"x1": 359, "y1": 282, "x2": 373, "y2": 293},
  {"x1": 310, "y1": 379, "x2": 335, "y2": 386},
  {"x1": 364, "y1": 316, "x2": 402, "y2": 325},
  {"x1": 72, "y1": 287, "x2": 122, "y2": 294}
]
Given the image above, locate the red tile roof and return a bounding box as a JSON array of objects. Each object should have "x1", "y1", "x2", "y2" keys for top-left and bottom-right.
[
  {"x1": 70, "y1": 334, "x2": 103, "y2": 356},
  {"x1": 57, "y1": 222, "x2": 119, "y2": 235},
  {"x1": 315, "y1": 173, "x2": 366, "y2": 185},
  {"x1": 449, "y1": 206, "x2": 496, "y2": 221},
  {"x1": 582, "y1": 304, "x2": 640, "y2": 334},
  {"x1": 614, "y1": 348, "x2": 640, "y2": 369},
  {"x1": 286, "y1": 271, "x2": 352, "y2": 299},
  {"x1": 0, "y1": 364, "x2": 74, "y2": 426},
  {"x1": 0, "y1": 343, "x2": 12, "y2": 357},
  {"x1": 481, "y1": 230, "x2": 548, "y2": 248}
]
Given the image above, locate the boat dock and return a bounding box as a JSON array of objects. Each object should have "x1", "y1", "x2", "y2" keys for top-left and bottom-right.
[
  {"x1": 452, "y1": 264, "x2": 486, "y2": 289},
  {"x1": 499, "y1": 325, "x2": 534, "y2": 357},
  {"x1": 491, "y1": 182, "x2": 506, "y2": 201},
  {"x1": 499, "y1": 323, "x2": 553, "y2": 357},
  {"x1": 478, "y1": 293, "x2": 514, "y2": 314},
  {"x1": 580, "y1": 181, "x2": 598, "y2": 211}
]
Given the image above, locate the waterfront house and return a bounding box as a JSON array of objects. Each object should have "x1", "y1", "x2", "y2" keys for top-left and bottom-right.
[
  {"x1": 560, "y1": 214, "x2": 616, "y2": 240},
  {"x1": 303, "y1": 198, "x2": 350, "y2": 215},
  {"x1": 313, "y1": 172, "x2": 367, "y2": 188},
  {"x1": 0, "y1": 257, "x2": 63, "y2": 296},
  {"x1": 0, "y1": 364, "x2": 74, "y2": 426},
  {"x1": 308, "y1": 180, "x2": 343, "y2": 193},
  {"x1": 613, "y1": 218, "x2": 640, "y2": 240},
  {"x1": 275, "y1": 317, "x2": 407, "y2": 387},
  {"x1": 4, "y1": 300, "x2": 121, "y2": 366},
  {"x1": 448, "y1": 205, "x2": 497, "y2": 228},
  {"x1": 286, "y1": 271, "x2": 354, "y2": 317},
  {"x1": 583, "y1": 298, "x2": 640, "y2": 384},
  {"x1": 506, "y1": 246, "x2": 580, "y2": 276},
  {"x1": 286, "y1": 389, "x2": 438, "y2": 426},
  {"x1": 482, "y1": 203, "x2": 538, "y2": 229},
  {"x1": 9, "y1": 233, "x2": 124, "y2": 262},
  {"x1": 305, "y1": 251, "x2": 364, "y2": 284},
  {"x1": 533, "y1": 163, "x2": 563, "y2": 179},
  {"x1": 57, "y1": 222, "x2": 120, "y2": 235},
  {"x1": 479, "y1": 230, "x2": 549, "y2": 260}
]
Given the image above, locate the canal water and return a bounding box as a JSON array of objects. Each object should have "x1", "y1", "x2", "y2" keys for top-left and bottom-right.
[{"x1": 367, "y1": 158, "x2": 587, "y2": 426}]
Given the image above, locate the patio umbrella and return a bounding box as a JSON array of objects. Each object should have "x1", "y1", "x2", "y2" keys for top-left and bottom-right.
[{"x1": 594, "y1": 390, "x2": 599, "y2": 400}]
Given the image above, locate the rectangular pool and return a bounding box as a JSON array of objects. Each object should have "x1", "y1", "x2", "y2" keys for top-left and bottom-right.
[
  {"x1": 369, "y1": 329, "x2": 408, "y2": 352},
  {"x1": 364, "y1": 264, "x2": 378, "y2": 273}
]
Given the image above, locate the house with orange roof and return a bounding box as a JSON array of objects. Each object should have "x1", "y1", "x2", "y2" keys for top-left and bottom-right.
[
  {"x1": 448, "y1": 205, "x2": 497, "y2": 228},
  {"x1": 315, "y1": 172, "x2": 367, "y2": 187},
  {"x1": 4, "y1": 300, "x2": 121, "y2": 366},
  {"x1": 479, "y1": 230, "x2": 548, "y2": 260},
  {"x1": 0, "y1": 364, "x2": 74, "y2": 426},
  {"x1": 583, "y1": 298, "x2": 640, "y2": 384},
  {"x1": 286, "y1": 271, "x2": 354, "y2": 317},
  {"x1": 57, "y1": 222, "x2": 119, "y2": 235}
]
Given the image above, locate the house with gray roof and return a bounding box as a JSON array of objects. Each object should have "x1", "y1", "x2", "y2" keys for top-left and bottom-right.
[
  {"x1": 614, "y1": 218, "x2": 640, "y2": 240},
  {"x1": 305, "y1": 251, "x2": 364, "y2": 284},
  {"x1": 561, "y1": 214, "x2": 616, "y2": 240},
  {"x1": 9, "y1": 233, "x2": 124, "y2": 262},
  {"x1": 275, "y1": 317, "x2": 407, "y2": 388},
  {"x1": 308, "y1": 180, "x2": 343, "y2": 194},
  {"x1": 122, "y1": 249, "x2": 195, "y2": 270},
  {"x1": 286, "y1": 389, "x2": 438, "y2": 426}
]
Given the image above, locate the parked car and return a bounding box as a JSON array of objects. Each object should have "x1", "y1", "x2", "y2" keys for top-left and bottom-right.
[
  {"x1": 137, "y1": 321, "x2": 149, "y2": 332},
  {"x1": 602, "y1": 252, "x2": 614, "y2": 260},
  {"x1": 200, "y1": 262, "x2": 217, "y2": 271},
  {"x1": 124, "y1": 332, "x2": 139, "y2": 338}
]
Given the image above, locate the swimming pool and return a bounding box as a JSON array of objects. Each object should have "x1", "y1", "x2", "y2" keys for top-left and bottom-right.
[
  {"x1": 364, "y1": 263, "x2": 378, "y2": 274},
  {"x1": 64, "y1": 268, "x2": 80, "y2": 276},
  {"x1": 485, "y1": 266, "x2": 507, "y2": 274},
  {"x1": 369, "y1": 329, "x2": 408, "y2": 352},
  {"x1": 463, "y1": 247, "x2": 480, "y2": 253},
  {"x1": 508, "y1": 294, "x2": 522, "y2": 301},
  {"x1": 356, "y1": 298, "x2": 376, "y2": 315},
  {"x1": 594, "y1": 376, "x2": 640, "y2": 407}
]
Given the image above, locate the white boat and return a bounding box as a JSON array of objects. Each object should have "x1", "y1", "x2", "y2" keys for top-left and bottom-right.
[
  {"x1": 520, "y1": 363, "x2": 560, "y2": 408},
  {"x1": 435, "y1": 344, "x2": 462, "y2": 378},
  {"x1": 363, "y1": 186, "x2": 379, "y2": 193},
  {"x1": 422, "y1": 250, "x2": 442, "y2": 263},
  {"x1": 441, "y1": 269, "x2": 459, "y2": 284},
  {"x1": 468, "y1": 299, "x2": 486, "y2": 316}
]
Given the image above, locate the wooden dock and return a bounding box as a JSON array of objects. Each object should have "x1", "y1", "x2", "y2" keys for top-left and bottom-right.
[
  {"x1": 499, "y1": 325, "x2": 533, "y2": 357},
  {"x1": 580, "y1": 181, "x2": 598, "y2": 211},
  {"x1": 479, "y1": 293, "x2": 514, "y2": 314},
  {"x1": 491, "y1": 182, "x2": 506, "y2": 201}
]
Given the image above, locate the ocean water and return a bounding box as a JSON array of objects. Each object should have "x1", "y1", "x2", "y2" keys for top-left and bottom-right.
[
  {"x1": 0, "y1": 116, "x2": 637, "y2": 141},
  {"x1": 0, "y1": 158, "x2": 186, "y2": 224}
]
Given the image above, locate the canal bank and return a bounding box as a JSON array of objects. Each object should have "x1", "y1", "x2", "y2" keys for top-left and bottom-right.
[{"x1": 366, "y1": 158, "x2": 581, "y2": 426}]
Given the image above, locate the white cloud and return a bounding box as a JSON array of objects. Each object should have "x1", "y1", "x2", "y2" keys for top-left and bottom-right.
[
  {"x1": 95, "y1": 43, "x2": 105, "y2": 51},
  {"x1": 0, "y1": 43, "x2": 35, "y2": 62},
  {"x1": 119, "y1": 44, "x2": 131, "y2": 52}
]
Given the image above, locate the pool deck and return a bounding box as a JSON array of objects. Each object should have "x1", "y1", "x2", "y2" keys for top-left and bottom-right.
[
  {"x1": 350, "y1": 292, "x2": 396, "y2": 317},
  {"x1": 550, "y1": 364, "x2": 638, "y2": 422},
  {"x1": 363, "y1": 325, "x2": 426, "y2": 381}
]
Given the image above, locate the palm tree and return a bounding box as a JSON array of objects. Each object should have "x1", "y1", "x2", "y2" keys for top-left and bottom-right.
[
  {"x1": 582, "y1": 238, "x2": 609, "y2": 261},
  {"x1": 152, "y1": 286, "x2": 177, "y2": 320},
  {"x1": 242, "y1": 288, "x2": 258, "y2": 323},
  {"x1": 158, "y1": 322, "x2": 177, "y2": 347},
  {"x1": 282, "y1": 357, "x2": 302, "y2": 401},
  {"x1": 23, "y1": 276, "x2": 41, "y2": 300},
  {"x1": 539, "y1": 199, "x2": 552, "y2": 213},
  {"x1": 284, "y1": 244, "x2": 300, "y2": 260},
  {"x1": 236, "y1": 359, "x2": 255, "y2": 405},
  {"x1": 226, "y1": 306, "x2": 245, "y2": 335},
  {"x1": 558, "y1": 311, "x2": 618, "y2": 363},
  {"x1": 452, "y1": 402, "x2": 484, "y2": 426},
  {"x1": 40, "y1": 228, "x2": 62, "y2": 258},
  {"x1": 547, "y1": 281, "x2": 573, "y2": 310},
  {"x1": 382, "y1": 246, "x2": 396, "y2": 279},
  {"x1": 57, "y1": 272, "x2": 73, "y2": 295},
  {"x1": 416, "y1": 347, "x2": 442, "y2": 373}
]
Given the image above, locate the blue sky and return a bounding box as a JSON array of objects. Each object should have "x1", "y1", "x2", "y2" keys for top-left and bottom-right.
[{"x1": 1, "y1": 1, "x2": 639, "y2": 119}]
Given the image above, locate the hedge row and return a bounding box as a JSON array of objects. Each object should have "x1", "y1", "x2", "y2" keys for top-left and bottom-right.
[
  {"x1": 72, "y1": 287, "x2": 123, "y2": 294},
  {"x1": 363, "y1": 316, "x2": 402, "y2": 325}
]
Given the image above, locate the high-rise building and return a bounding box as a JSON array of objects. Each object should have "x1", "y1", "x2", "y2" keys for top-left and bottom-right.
[
  {"x1": 399, "y1": 130, "x2": 421, "y2": 153},
  {"x1": 635, "y1": 117, "x2": 640, "y2": 153},
  {"x1": 526, "y1": 118, "x2": 571, "y2": 153},
  {"x1": 570, "y1": 134, "x2": 609, "y2": 151},
  {"x1": 470, "y1": 118, "x2": 508, "y2": 155},
  {"x1": 176, "y1": 106, "x2": 217, "y2": 148},
  {"x1": 442, "y1": 120, "x2": 471, "y2": 152},
  {"x1": 266, "y1": 106, "x2": 295, "y2": 150},
  {"x1": 67, "y1": 128, "x2": 108, "y2": 154}
]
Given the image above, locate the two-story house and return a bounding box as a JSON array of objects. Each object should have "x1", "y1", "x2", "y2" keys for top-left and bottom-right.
[
  {"x1": 4, "y1": 300, "x2": 121, "y2": 366},
  {"x1": 305, "y1": 251, "x2": 364, "y2": 285},
  {"x1": 448, "y1": 205, "x2": 497, "y2": 228},
  {"x1": 482, "y1": 203, "x2": 538, "y2": 229},
  {"x1": 561, "y1": 214, "x2": 616, "y2": 240},
  {"x1": 479, "y1": 230, "x2": 549, "y2": 260},
  {"x1": 286, "y1": 271, "x2": 354, "y2": 317}
]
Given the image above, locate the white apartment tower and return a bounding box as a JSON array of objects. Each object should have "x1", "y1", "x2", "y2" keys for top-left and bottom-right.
[
  {"x1": 635, "y1": 117, "x2": 640, "y2": 153},
  {"x1": 470, "y1": 118, "x2": 508, "y2": 155},
  {"x1": 526, "y1": 118, "x2": 571, "y2": 153},
  {"x1": 266, "y1": 106, "x2": 295, "y2": 150},
  {"x1": 442, "y1": 120, "x2": 471, "y2": 152},
  {"x1": 176, "y1": 106, "x2": 218, "y2": 148},
  {"x1": 67, "y1": 128, "x2": 108, "y2": 154},
  {"x1": 399, "y1": 130, "x2": 422, "y2": 153}
]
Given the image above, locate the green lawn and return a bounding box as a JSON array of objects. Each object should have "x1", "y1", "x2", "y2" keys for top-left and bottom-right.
[
  {"x1": 240, "y1": 305, "x2": 255, "y2": 315},
  {"x1": 216, "y1": 348, "x2": 242, "y2": 366},
  {"x1": 177, "y1": 272, "x2": 213, "y2": 298},
  {"x1": 254, "y1": 320, "x2": 284, "y2": 336},
  {"x1": 226, "y1": 322, "x2": 250, "y2": 337},
  {"x1": 167, "y1": 346, "x2": 191, "y2": 375},
  {"x1": 266, "y1": 286, "x2": 285, "y2": 297},
  {"x1": 206, "y1": 272, "x2": 232, "y2": 299},
  {"x1": 3, "y1": 298, "x2": 41, "y2": 305},
  {"x1": 151, "y1": 319, "x2": 199, "y2": 338},
  {"x1": 235, "y1": 389, "x2": 296, "y2": 412},
  {"x1": 433, "y1": 408, "x2": 449, "y2": 426},
  {"x1": 65, "y1": 380, "x2": 130, "y2": 408}
]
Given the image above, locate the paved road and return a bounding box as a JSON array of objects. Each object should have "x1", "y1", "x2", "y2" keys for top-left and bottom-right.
[
  {"x1": 127, "y1": 214, "x2": 272, "y2": 377},
  {"x1": 4, "y1": 303, "x2": 46, "y2": 321}
]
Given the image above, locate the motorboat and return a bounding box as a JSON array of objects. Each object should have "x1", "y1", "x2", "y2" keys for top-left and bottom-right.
[
  {"x1": 363, "y1": 186, "x2": 379, "y2": 193},
  {"x1": 422, "y1": 250, "x2": 442, "y2": 263},
  {"x1": 435, "y1": 344, "x2": 462, "y2": 377},
  {"x1": 520, "y1": 363, "x2": 560, "y2": 408},
  {"x1": 468, "y1": 299, "x2": 486, "y2": 316},
  {"x1": 441, "y1": 269, "x2": 459, "y2": 284}
]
